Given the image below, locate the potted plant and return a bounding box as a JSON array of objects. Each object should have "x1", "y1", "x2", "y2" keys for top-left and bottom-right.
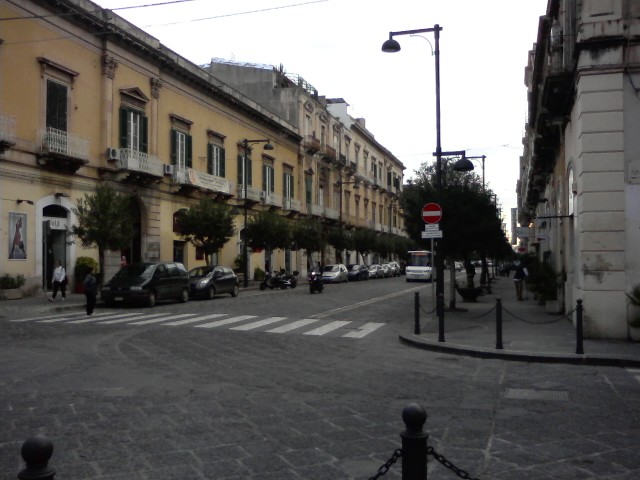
[
  {"x1": 74, "y1": 256, "x2": 98, "y2": 293},
  {"x1": 0, "y1": 273, "x2": 26, "y2": 300},
  {"x1": 455, "y1": 261, "x2": 484, "y2": 302},
  {"x1": 626, "y1": 283, "x2": 640, "y2": 341}
]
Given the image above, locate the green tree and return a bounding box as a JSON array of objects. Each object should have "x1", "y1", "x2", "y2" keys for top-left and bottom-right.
[
  {"x1": 292, "y1": 218, "x2": 325, "y2": 267},
  {"x1": 246, "y1": 211, "x2": 291, "y2": 251},
  {"x1": 71, "y1": 185, "x2": 134, "y2": 281},
  {"x1": 327, "y1": 227, "x2": 354, "y2": 262},
  {"x1": 352, "y1": 228, "x2": 377, "y2": 265},
  {"x1": 177, "y1": 199, "x2": 235, "y2": 266}
]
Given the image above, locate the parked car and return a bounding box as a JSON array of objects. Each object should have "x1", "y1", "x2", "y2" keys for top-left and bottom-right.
[
  {"x1": 347, "y1": 264, "x2": 369, "y2": 281},
  {"x1": 101, "y1": 262, "x2": 189, "y2": 308},
  {"x1": 380, "y1": 263, "x2": 392, "y2": 278},
  {"x1": 388, "y1": 261, "x2": 401, "y2": 276},
  {"x1": 368, "y1": 264, "x2": 383, "y2": 279},
  {"x1": 322, "y1": 264, "x2": 348, "y2": 283},
  {"x1": 188, "y1": 265, "x2": 239, "y2": 299}
]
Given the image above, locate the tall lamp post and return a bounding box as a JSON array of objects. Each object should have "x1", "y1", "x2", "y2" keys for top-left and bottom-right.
[
  {"x1": 382, "y1": 25, "x2": 447, "y2": 333},
  {"x1": 241, "y1": 138, "x2": 273, "y2": 288},
  {"x1": 337, "y1": 179, "x2": 359, "y2": 262},
  {"x1": 454, "y1": 154, "x2": 486, "y2": 192}
]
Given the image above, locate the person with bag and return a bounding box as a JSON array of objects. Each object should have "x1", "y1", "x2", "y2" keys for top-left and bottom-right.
[
  {"x1": 83, "y1": 266, "x2": 97, "y2": 315},
  {"x1": 512, "y1": 260, "x2": 528, "y2": 301},
  {"x1": 49, "y1": 260, "x2": 67, "y2": 302}
]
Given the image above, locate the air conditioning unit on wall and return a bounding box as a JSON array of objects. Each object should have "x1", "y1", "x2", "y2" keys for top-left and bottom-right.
[
  {"x1": 163, "y1": 164, "x2": 174, "y2": 175},
  {"x1": 106, "y1": 147, "x2": 119, "y2": 160}
]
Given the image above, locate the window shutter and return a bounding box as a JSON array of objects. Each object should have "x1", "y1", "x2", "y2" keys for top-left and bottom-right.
[
  {"x1": 186, "y1": 134, "x2": 193, "y2": 168},
  {"x1": 262, "y1": 165, "x2": 267, "y2": 191},
  {"x1": 290, "y1": 175, "x2": 294, "y2": 198},
  {"x1": 270, "y1": 168, "x2": 275, "y2": 193},
  {"x1": 237, "y1": 155, "x2": 243, "y2": 185},
  {"x1": 247, "y1": 158, "x2": 252, "y2": 185},
  {"x1": 207, "y1": 143, "x2": 213, "y2": 175},
  {"x1": 141, "y1": 116, "x2": 148, "y2": 153},
  {"x1": 220, "y1": 148, "x2": 226, "y2": 178},
  {"x1": 170, "y1": 129, "x2": 177, "y2": 165},
  {"x1": 283, "y1": 173, "x2": 286, "y2": 197},
  {"x1": 46, "y1": 80, "x2": 67, "y2": 131},
  {"x1": 119, "y1": 108, "x2": 128, "y2": 148},
  {"x1": 305, "y1": 177, "x2": 312, "y2": 204}
]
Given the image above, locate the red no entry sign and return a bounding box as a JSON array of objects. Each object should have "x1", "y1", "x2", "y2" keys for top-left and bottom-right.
[{"x1": 422, "y1": 203, "x2": 442, "y2": 224}]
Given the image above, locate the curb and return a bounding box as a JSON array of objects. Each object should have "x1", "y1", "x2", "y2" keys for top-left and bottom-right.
[{"x1": 398, "y1": 333, "x2": 640, "y2": 367}]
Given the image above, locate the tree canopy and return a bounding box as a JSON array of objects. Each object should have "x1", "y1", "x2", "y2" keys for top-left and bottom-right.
[
  {"x1": 246, "y1": 211, "x2": 291, "y2": 251},
  {"x1": 71, "y1": 185, "x2": 134, "y2": 278},
  {"x1": 177, "y1": 199, "x2": 235, "y2": 265}
]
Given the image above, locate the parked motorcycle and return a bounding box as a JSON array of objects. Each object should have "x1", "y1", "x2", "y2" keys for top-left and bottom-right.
[
  {"x1": 308, "y1": 269, "x2": 324, "y2": 294},
  {"x1": 260, "y1": 270, "x2": 298, "y2": 290}
]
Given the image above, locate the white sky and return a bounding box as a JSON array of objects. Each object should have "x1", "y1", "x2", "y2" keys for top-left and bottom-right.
[{"x1": 97, "y1": 0, "x2": 549, "y2": 230}]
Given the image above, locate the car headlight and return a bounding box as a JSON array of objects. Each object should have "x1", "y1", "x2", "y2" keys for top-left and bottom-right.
[
  {"x1": 198, "y1": 278, "x2": 210, "y2": 287},
  {"x1": 130, "y1": 286, "x2": 143, "y2": 291}
]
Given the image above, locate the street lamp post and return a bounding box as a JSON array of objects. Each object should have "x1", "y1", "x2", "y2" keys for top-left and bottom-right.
[
  {"x1": 241, "y1": 138, "x2": 273, "y2": 288},
  {"x1": 337, "y1": 179, "x2": 359, "y2": 262},
  {"x1": 454, "y1": 154, "x2": 486, "y2": 192},
  {"x1": 382, "y1": 25, "x2": 447, "y2": 338}
]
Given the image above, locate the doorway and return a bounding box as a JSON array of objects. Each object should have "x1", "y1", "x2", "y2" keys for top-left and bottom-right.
[{"x1": 42, "y1": 204, "x2": 69, "y2": 290}]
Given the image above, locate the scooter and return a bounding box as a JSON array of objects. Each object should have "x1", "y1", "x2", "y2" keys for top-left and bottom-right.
[
  {"x1": 308, "y1": 269, "x2": 324, "y2": 294},
  {"x1": 260, "y1": 270, "x2": 298, "y2": 290}
]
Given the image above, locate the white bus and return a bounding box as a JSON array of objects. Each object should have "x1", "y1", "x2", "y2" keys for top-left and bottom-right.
[{"x1": 405, "y1": 250, "x2": 433, "y2": 282}]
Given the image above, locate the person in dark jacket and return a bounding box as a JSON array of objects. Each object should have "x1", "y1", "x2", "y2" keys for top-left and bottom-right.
[
  {"x1": 83, "y1": 266, "x2": 97, "y2": 315},
  {"x1": 512, "y1": 260, "x2": 528, "y2": 301}
]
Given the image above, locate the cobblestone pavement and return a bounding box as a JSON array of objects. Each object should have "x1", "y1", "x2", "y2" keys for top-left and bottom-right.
[{"x1": 1, "y1": 309, "x2": 640, "y2": 480}]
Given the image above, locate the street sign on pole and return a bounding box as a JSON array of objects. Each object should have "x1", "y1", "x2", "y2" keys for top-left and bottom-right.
[
  {"x1": 422, "y1": 203, "x2": 442, "y2": 224},
  {"x1": 421, "y1": 230, "x2": 443, "y2": 239},
  {"x1": 424, "y1": 223, "x2": 439, "y2": 231}
]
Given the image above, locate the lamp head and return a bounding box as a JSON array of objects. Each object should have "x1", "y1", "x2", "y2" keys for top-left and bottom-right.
[
  {"x1": 381, "y1": 38, "x2": 401, "y2": 53},
  {"x1": 263, "y1": 142, "x2": 274, "y2": 151},
  {"x1": 453, "y1": 157, "x2": 474, "y2": 172}
]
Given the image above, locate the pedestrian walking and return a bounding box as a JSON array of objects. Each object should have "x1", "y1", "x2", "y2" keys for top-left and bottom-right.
[
  {"x1": 513, "y1": 260, "x2": 528, "y2": 301},
  {"x1": 49, "y1": 260, "x2": 67, "y2": 302},
  {"x1": 83, "y1": 266, "x2": 97, "y2": 315}
]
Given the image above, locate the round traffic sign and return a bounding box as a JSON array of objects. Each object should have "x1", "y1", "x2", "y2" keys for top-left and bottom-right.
[{"x1": 422, "y1": 203, "x2": 442, "y2": 224}]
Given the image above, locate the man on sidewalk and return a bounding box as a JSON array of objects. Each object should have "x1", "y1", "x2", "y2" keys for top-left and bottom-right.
[
  {"x1": 48, "y1": 260, "x2": 67, "y2": 302},
  {"x1": 512, "y1": 260, "x2": 528, "y2": 301}
]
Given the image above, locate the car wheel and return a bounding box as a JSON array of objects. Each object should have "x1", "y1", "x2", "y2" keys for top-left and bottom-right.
[
  {"x1": 207, "y1": 286, "x2": 216, "y2": 300},
  {"x1": 146, "y1": 291, "x2": 156, "y2": 308},
  {"x1": 180, "y1": 288, "x2": 189, "y2": 303},
  {"x1": 230, "y1": 284, "x2": 239, "y2": 297}
]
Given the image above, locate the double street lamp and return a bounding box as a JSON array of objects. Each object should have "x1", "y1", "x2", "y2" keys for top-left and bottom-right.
[
  {"x1": 382, "y1": 24, "x2": 447, "y2": 334},
  {"x1": 241, "y1": 138, "x2": 273, "y2": 288},
  {"x1": 453, "y1": 154, "x2": 487, "y2": 192}
]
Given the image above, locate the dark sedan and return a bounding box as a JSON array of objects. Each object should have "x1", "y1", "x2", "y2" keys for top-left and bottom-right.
[
  {"x1": 347, "y1": 264, "x2": 369, "y2": 281},
  {"x1": 188, "y1": 265, "x2": 239, "y2": 299}
]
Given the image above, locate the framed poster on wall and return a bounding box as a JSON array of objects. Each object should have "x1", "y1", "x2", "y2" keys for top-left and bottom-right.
[{"x1": 9, "y1": 212, "x2": 27, "y2": 260}]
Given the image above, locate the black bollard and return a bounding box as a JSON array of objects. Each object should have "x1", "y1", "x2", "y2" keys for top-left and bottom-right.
[
  {"x1": 495, "y1": 297, "x2": 503, "y2": 350},
  {"x1": 576, "y1": 298, "x2": 584, "y2": 354},
  {"x1": 437, "y1": 293, "x2": 445, "y2": 343},
  {"x1": 400, "y1": 403, "x2": 428, "y2": 480},
  {"x1": 414, "y1": 292, "x2": 420, "y2": 335},
  {"x1": 18, "y1": 436, "x2": 55, "y2": 480}
]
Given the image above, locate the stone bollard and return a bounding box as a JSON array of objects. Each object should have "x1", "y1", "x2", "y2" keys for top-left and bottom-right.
[
  {"x1": 18, "y1": 436, "x2": 55, "y2": 480},
  {"x1": 495, "y1": 297, "x2": 503, "y2": 350},
  {"x1": 414, "y1": 292, "x2": 420, "y2": 335},
  {"x1": 400, "y1": 403, "x2": 428, "y2": 480}
]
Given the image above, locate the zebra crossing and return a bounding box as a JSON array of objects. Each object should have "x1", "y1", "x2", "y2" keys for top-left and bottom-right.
[
  {"x1": 627, "y1": 368, "x2": 640, "y2": 385},
  {"x1": 7, "y1": 310, "x2": 385, "y2": 339}
]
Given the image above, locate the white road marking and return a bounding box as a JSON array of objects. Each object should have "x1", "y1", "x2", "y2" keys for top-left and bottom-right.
[
  {"x1": 304, "y1": 321, "x2": 351, "y2": 336},
  {"x1": 230, "y1": 316, "x2": 287, "y2": 330},
  {"x1": 162, "y1": 313, "x2": 228, "y2": 326},
  {"x1": 194, "y1": 315, "x2": 257, "y2": 329},
  {"x1": 343, "y1": 322, "x2": 386, "y2": 338},
  {"x1": 68, "y1": 312, "x2": 144, "y2": 324},
  {"x1": 97, "y1": 313, "x2": 173, "y2": 325},
  {"x1": 267, "y1": 319, "x2": 319, "y2": 333},
  {"x1": 12, "y1": 312, "x2": 87, "y2": 322},
  {"x1": 128, "y1": 314, "x2": 195, "y2": 325},
  {"x1": 39, "y1": 312, "x2": 117, "y2": 323}
]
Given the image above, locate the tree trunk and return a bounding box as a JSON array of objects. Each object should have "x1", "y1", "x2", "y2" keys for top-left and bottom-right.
[{"x1": 449, "y1": 263, "x2": 457, "y2": 310}]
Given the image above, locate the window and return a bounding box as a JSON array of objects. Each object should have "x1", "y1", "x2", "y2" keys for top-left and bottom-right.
[
  {"x1": 207, "y1": 144, "x2": 225, "y2": 177},
  {"x1": 305, "y1": 176, "x2": 313, "y2": 204},
  {"x1": 119, "y1": 107, "x2": 148, "y2": 152},
  {"x1": 283, "y1": 172, "x2": 294, "y2": 199},
  {"x1": 372, "y1": 202, "x2": 376, "y2": 222},
  {"x1": 46, "y1": 79, "x2": 68, "y2": 131},
  {"x1": 333, "y1": 188, "x2": 340, "y2": 209},
  {"x1": 318, "y1": 186, "x2": 324, "y2": 206},
  {"x1": 263, "y1": 164, "x2": 275, "y2": 193},
  {"x1": 355, "y1": 198, "x2": 360, "y2": 219},
  {"x1": 237, "y1": 154, "x2": 252, "y2": 187},
  {"x1": 171, "y1": 129, "x2": 192, "y2": 169}
]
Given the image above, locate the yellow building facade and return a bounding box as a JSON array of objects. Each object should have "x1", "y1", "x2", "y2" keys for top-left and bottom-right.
[{"x1": 0, "y1": 0, "x2": 405, "y2": 292}]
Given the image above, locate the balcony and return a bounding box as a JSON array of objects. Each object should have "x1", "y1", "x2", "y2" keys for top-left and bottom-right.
[
  {"x1": 322, "y1": 145, "x2": 337, "y2": 162},
  {"x1": 346, "y1": 161, "x2": 357, "y2": 173},
  {"x1": 116, "y1": 148, "x2": 163, "y2": 179},
  {"x1": 261, "y1": 191, "x2": 282, "y2": 208},
  {"x1": 236, "y1": 184, "x2": 262, "y2": 202},
  {"x1": 172, "y1": 166, "x2": 233, "y2": 194},
  {"x1": 337, "y1": 153, "x2": 347, "y2": 167},
  {"x1": 0, "y1": 114, "x2": 16, "y2": 153},
  {"x1": 37, "y1": 127, "x2": 89, "y2": 172},
  {"x1": 303, "y1": 135, "x2": 321, "y2": 154},
  {"x1": 308, "y1": 203, "x2": 324, "y2": 217},
  {"x1": 283, "y1": 197, "x2": 302, "y2": 212},
  {"x1": 324, "y1": 207, "x2": 339, "y2": 220}
]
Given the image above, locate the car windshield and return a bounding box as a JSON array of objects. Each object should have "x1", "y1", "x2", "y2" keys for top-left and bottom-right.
[
  {"x1": 189, "y1": 266, "x2": 213, "y2": 278},
  {"x1": 323, "y1": 265, "x2": 339, "y2": 272},
  {"x1": 113, "y1": 264, "x2": 155, "y2": 279},
  {"x1": 350, "y1": 265, "x2": 360, "y2": 271}
]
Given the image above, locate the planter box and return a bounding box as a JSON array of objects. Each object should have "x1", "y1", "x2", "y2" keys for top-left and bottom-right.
[
  {"x1": 456, "y1": 287, "x2": 483, "y2": 302},
  {"x1": 0, "y1": 288, "x2": 23, "y2": 300}
]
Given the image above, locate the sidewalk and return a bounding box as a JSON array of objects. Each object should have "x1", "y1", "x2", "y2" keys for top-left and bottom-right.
[{"x1": 400, "y1": 276, "x2": 640, "y2": 366}]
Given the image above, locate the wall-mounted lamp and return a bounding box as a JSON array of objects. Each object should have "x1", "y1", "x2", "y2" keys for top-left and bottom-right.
[
  {"x1": 16, "y1": 199, "x2": 34, "y2": 205},
  {"x1": 55, "y1": 192, "x2": 70, "y2": 198}
]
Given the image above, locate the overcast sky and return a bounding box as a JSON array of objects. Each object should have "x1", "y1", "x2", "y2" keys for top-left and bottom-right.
[{"x1": 97, "y1": 0, "x2": 549, "y2": 230}]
